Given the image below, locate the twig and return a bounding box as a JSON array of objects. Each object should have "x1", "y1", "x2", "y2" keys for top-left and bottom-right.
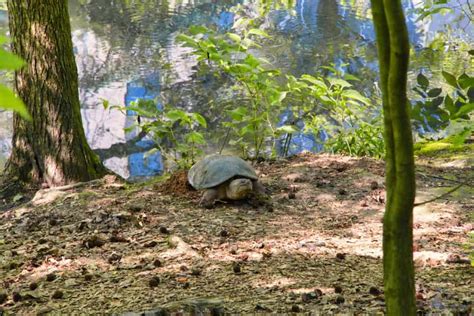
[
  {"x1": 416, "y1": 171, "x2": 473, "y2": 186},
  {"x1": 42, "y1": 179, "x2": 103, "y2": 192},
  {"x1": 414, "y1": 183, "x2": 464, "y2": 207},
  {"x1": 219, "y1": 126, "x2": 232, "y2": 155}
]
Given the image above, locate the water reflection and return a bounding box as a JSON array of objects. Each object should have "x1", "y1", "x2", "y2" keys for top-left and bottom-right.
[{"x1": 0, "y1": 0, "x2": 472, "y2": 179}]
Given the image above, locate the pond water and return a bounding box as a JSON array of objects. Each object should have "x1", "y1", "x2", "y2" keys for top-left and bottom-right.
[{"x1": 0, "y1": 0, "x2": 472, "y2": 180}]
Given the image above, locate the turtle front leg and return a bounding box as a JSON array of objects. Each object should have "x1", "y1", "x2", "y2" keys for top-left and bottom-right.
[{"x1": 200, "y1": 188, "x2": 218, "y2": 209}]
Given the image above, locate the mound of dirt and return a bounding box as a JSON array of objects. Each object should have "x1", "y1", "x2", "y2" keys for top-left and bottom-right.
[{"x1": 157, "y1": 169, "x2": 198, "y2": 197}]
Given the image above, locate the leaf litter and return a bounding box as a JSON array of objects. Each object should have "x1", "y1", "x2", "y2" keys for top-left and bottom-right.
[{"x1": 0, "y1": 153, "x2": 472, "y2": 314}]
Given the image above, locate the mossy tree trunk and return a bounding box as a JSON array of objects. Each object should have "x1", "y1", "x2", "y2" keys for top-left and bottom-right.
[
  {"x1": 5, "y1": 0, "x2": 106, "y2": 187},
  {"x1": 370, "y1": 0, "x2": 416, "y2": 314}
]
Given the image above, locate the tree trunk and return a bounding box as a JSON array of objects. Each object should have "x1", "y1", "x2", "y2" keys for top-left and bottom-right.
[
  {"x1": 5, "y1": 0, "x2": 106, "y2": 187},
  {"x1": 370, "y1": 0, "x2": 416, "y2": 314}
]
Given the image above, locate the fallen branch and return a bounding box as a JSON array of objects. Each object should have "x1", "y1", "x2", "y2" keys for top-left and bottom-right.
[
  {"x1": 417, "y1": 172, "x2": 473, "y2": 186},
  {"x1": 414, "y1": 183, "x2": 464, "y2": 207}
]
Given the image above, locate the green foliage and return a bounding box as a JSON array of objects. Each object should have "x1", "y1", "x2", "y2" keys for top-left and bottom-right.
[
  {"x1": 286, "y1": 64, "x2": 384, "y2": 158},
  {"x1": 179, "y1": 25, "x2": 381, "y2": 159},
  {"x1": 325, "y1": 122, "x2": 385, "y2": 158},
  {"x1": 108, "y1": 99, "x2": 207, "y2": 169},
  {"x1": 412, "y1": 0, "x2": 453, "y2": 21},
  {"x1": 0, "y1": 36, "x2": 30, "y2": 120},
  {"x1": 178, "y1": 23, "x2": 287, "y2": 158},
  {"x1": 412, "y1": 70, "x2": 473, "y2": 143}
]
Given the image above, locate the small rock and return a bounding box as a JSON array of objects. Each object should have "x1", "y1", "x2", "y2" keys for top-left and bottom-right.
[
  {"x1": 29, "y1": 282, "x2": 38, "y2": 291},
  {"x1": 301, "y1": 292, "x2": 316, "y2": 302},
  {"x1": 335, "y1": 295, "x2": 345, "y2": 304},
  {"x1": 108, "y1": 253, "x2": 122, "y2": 264},
  {"x1": 232, "y1": 263, "x2": 241, "y2": 274},
  {"x1": 48, "y1": 218, "x2": 58, "y2": 226},
  {"x1": 370, "y1": 181, "x2": 379, "y2": 190},
  {"x1": 46, "y1": 273, "x2": 56, "y2": 282},
  {"x1": 334, "y1": 285, "x2": 343, "y2": 294},
  {"x1": 159, "y1": 226, "x2": 170, "y2": 234},
  {"x1": 180, "y1": 265, "x2": 188, "y2": 272},
  {"x1": 64, "y1": 279, "x2": 77, "y2": 288},
  {"x1": 255, "y1": 304, "x2": 271, "y2": 311},
  {"x1": 12, "y1": 292, "x2": 22, "y2": 302},
  {"x1": 191, "y1": 268, "x2": 202, "y2": 276},
  {"x1": 144, "y1": 240, "x2": 158, "y2": 248},
  {"x1": 109, "y1": 235, "x2": 128, "y2": 243},
  {"x1": 335, "y1": 165, "x2": 347, "y2": 172},
  {"x1": 336, "y1": 253, "x2": 346, "y2": 260},
  {"x1": 84, "y1": 274, "x2": 93, "y2": 281},
  {"x1": 446, "y1": 254, "x2": 470, "y2": 264},
  {"x1": 369, "y1": 286, "x2": 381, "y2": 295},
  {"x1": 8, "y1": 262, "x2": 18, "y2": 270},
  {"x1": 153, "y1": 259, "x2": 162, "y2": 268},
  {"x1": 149, "y1": 276, "x2": 161, "y2": 287},
  {"x1": 51, "y1": 290, "x2": 63, "y2": 299},
  {"x1": 128, "y1": 203, "x2": 143, "y2": 212},
  {"x1": 82, "y1": 235, "x2": 105, "y2": 248},
  {"x1": 291, "y1": 304, "x2": 301, "y2": 312},
  {"x1": 0, "y1": 292, "x2": 7, "y2": 304}
]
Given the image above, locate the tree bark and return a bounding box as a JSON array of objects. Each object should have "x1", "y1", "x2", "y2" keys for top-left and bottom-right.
[
  {"x1": 370, "y1": 0, "x2": 416, "y2": 314},
  {"x1": 5, "y1": 0, "x2": 106, "y2": 187}
]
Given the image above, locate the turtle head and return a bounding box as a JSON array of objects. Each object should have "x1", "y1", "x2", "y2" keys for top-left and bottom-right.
[{"x1": 226, "y1": 178, "x2": 253, "y2": 200}]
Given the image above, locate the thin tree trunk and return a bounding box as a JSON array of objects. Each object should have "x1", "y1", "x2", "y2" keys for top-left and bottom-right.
[
  {"x1": 5, "y1": 0, "x2": 106, "y2": 187},
  {"x1": 370, "y1": 0, "x2": 416, "y2": 314}
]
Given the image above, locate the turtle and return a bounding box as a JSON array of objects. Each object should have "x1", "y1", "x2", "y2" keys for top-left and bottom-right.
[{"x1": 188, "y1": 155, "x2": 266, "y2": 208}]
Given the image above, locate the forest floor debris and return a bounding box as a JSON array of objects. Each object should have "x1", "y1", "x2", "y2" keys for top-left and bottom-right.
[{"x1": 0, "y1": 153, "x2": 472, "y2": 314}]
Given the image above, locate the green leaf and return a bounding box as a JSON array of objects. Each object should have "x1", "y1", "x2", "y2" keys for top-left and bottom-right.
[
  {"x1": 189, "y1": 25, "x2": 209, "y2": 35},
  {"x1": 453, "y1": 103, "x2": 474, "y2": 119},
  {"x1": 342, "y1": 89, "x2": 370, "y2": 105},
  {"x1": 186, "y1": 131, "x2": 206, "y2": 144},
  {"x1": 327, "y1": 77, "x2": 352, "y2": 88},
  {"x1": 427, "y1": 88, "x2": 442, "y2": 98},
  {"x1": 247, "y1": 28, "x2": 270, "y2": 38},
  {"x1": 0, "y1": 84, "x2": 31, "y2": 120},
  {"x1": 344, "y1": 74, "x2": 360, "y2": 81},
  {"x1": 191, "y1": 113, "x2": 207, "y2": 127},
  {"x1": 276, "y1": 125, "x2": 298, "y2": 134},
  {"x1": 442, "y1": 70, "x2": 459, "y2": 89},
  {"x1": 165, "y1": 109, "x2": 188, "y2": 122},
  {"x1": 416, "y1": 73, "x2": 429, "y2": 89},
  {"x1": 300, "y1": 75, "x2": 327, "y2": 90},
  {"x1": 458, "y1": 74, "x2": 474, "y2": 90},
  {"x1": 228, "y1": 106, "x2": 248, "y2": 121},
  {"x1": 227, "y1": 33, "x2": 241, "y2": 43},
  {"x1": 0, "y1": 49, "x2": 26, "y2": 70},
  {"x1": 176, "y1": 34, "x2": 199, "y2": 48},
  {"x1": 240, "y1": 125, "x2": 255, "y2": 136},
  {"x1": 444, "y1": 95, "x2": 456, "y2": 115},
  {"x1": 101, "y1": 99, "x2": 110, "y2": 109},
  {"x1": 431, "y1": 96, "x2": 444, "y2": 108}
]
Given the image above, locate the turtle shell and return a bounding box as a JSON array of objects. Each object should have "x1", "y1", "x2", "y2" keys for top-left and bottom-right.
[{"x1": 188, "y1": 155, "x2": 258, "y2": 190}]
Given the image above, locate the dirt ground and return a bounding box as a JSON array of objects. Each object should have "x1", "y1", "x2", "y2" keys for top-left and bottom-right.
[{"x1": 0, "y1": 153, "x2": 472, "y2": 315}]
